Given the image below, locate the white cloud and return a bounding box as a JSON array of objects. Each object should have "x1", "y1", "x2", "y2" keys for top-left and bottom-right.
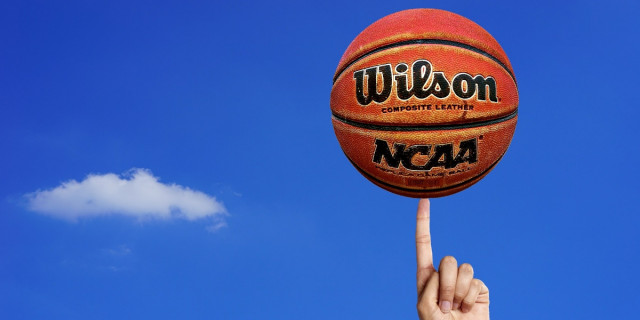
[
  {"x1": 206, "y1": 219, "x2": 228, "y2": 233},
  {"x1": 104, "y1": 245, "x2": 132, "y2": 256},
  {"x1": 25, "y1": 168, "x2": 227, "y2": 223}
]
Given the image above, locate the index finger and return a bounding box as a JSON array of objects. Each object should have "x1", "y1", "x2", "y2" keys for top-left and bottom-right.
[{"x1": 416, "y1": 199, "x2": 434, "y2": 293}]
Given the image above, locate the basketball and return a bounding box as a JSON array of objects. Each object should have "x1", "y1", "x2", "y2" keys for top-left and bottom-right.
[{"x1": 330, "y1": 9, "x2": 518, "y2": 198}]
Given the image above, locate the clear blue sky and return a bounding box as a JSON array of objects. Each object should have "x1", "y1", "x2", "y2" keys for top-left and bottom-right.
[{"x1": 1, "y1": 0, "x2": 638, "y2": 319}]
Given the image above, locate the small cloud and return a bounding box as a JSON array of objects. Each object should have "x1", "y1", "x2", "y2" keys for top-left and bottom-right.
[
  {"x1": 104, "y1": 245, "x2": 132, "y2": 257},
  {"x1": 106, "y1": 265, "x2": 126, "y2": 272},
  {"x1": 24, "y1": 168, "x2": 227, "y2": 223},
  {"x1": 206, "y1": 220, "x2": 228, "y2": 233}
]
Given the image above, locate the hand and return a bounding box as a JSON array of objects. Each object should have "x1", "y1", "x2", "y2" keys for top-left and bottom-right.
[{"x1": 416, "y1": 199, "x2": 490, "y2": 320}]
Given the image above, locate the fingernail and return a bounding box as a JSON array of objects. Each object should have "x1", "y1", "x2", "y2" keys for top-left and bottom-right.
[
  {"x1": 453, "y1": 302, "x2": 460, "y2": 310},
  {"x1": 440, "y1": 301, "x2": 451, "y2": 313}
]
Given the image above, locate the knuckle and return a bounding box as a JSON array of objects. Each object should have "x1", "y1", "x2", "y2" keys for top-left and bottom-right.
[
  {"x1": 462, "y1": 298, "x2": 475, "y2": 311},
  {"x1": 471, "y1": 278, "x2": 482, "y2": 288},
  {"x1": 476, "y1": 279, "x2": 489, "y2": 294},
  {"x1": 441, "y1": 255, "x2": 457, "y2": 265},
  {"x1": 440, "y1": 285, "x2": 455, "y2": 297},
  {"x1": 416, "y1": 213, "x2": 430, "y2": 221},
  {"x1": 417, "y1": 265, "x2": 435, "y2": 277},
  {"x1": 459, "y1": 263, "x2": 474, "y2": 275},
  {"x1": 463, "y1": 292, "x2": 477, "y2": 304},
  {"x1": 415, "y1": 234, "x2": 432, "y2": 244}
]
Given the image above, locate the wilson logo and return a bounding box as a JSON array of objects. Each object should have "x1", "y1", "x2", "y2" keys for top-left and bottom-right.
[
  {"x1": 353, "y1": 60, "x2": 497, "y2": 105},
  {"x1": 372, "y1": 138, "x2": 478, "y2": 171}
]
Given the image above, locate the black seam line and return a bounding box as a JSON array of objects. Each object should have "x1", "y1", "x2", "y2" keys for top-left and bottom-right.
[
  {"x1": 347, "y1": 153, "x2": 504, "y2": 194},
  {"x1": 332, "y1": 39, "x2": 516, "y2": 85},
  {"x1": 332, "y1": 109, "x2": 517, "y2": 131}
]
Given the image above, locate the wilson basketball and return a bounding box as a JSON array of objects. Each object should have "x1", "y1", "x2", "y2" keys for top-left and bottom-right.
[{"x1": 330, "y1": 9, "x2": 518, "y2": 198}]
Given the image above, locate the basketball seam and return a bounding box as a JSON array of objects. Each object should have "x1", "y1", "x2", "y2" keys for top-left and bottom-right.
[
  {"x1": 346, "y1": 152, "x2": 504, "y2": 194},
  {"x1": 332, "y1": 109, "x2": 517, "y2": 131},
  {"x1": 332, "y1": 39, "x2": 516, "y2": 85}
]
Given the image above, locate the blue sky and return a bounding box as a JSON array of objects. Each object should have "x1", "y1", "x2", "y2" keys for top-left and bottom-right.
[{"x1": 1, "y1": 0, "x2": 639, "y2": 319}]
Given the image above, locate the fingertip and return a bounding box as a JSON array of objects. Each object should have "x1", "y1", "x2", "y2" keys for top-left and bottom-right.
[
  {"x1": 418, "y1": 198, "x2": 430, "y2": 209},
  {"x1": 439, "y1": 255, "x2": 458, "y2": 267},
  {"x1": 417, "y1": 199, "x2": 430, "y2": 219}
]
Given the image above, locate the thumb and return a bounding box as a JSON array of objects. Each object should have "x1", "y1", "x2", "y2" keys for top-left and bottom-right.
[{"x1": 417, "y1": 272, "x2": 440, "y2": 316}]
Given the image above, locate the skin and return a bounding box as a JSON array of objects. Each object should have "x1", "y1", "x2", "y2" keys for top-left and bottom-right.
[{"x1": 416, "y1": 199, "x2": 490, "y2": 320}]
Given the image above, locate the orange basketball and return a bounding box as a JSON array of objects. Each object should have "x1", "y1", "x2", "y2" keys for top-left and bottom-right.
[{"x1": 330, "y1": 9, "x2": 518, "y2": 198}]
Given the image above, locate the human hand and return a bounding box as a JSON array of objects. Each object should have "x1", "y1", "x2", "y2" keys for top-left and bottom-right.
[{"x1": 416, "y1": 199, "x2": 490, "y2": 320}]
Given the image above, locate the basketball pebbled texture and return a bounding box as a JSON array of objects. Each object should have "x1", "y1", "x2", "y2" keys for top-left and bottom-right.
[{"x1": 330, "y1": 9, "x2": 518, "y2": 198}]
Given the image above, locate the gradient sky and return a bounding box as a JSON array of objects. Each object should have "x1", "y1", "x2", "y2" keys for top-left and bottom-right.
[{"x1": 1, "y1": 0, "x2": 639, "y2": 319}]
